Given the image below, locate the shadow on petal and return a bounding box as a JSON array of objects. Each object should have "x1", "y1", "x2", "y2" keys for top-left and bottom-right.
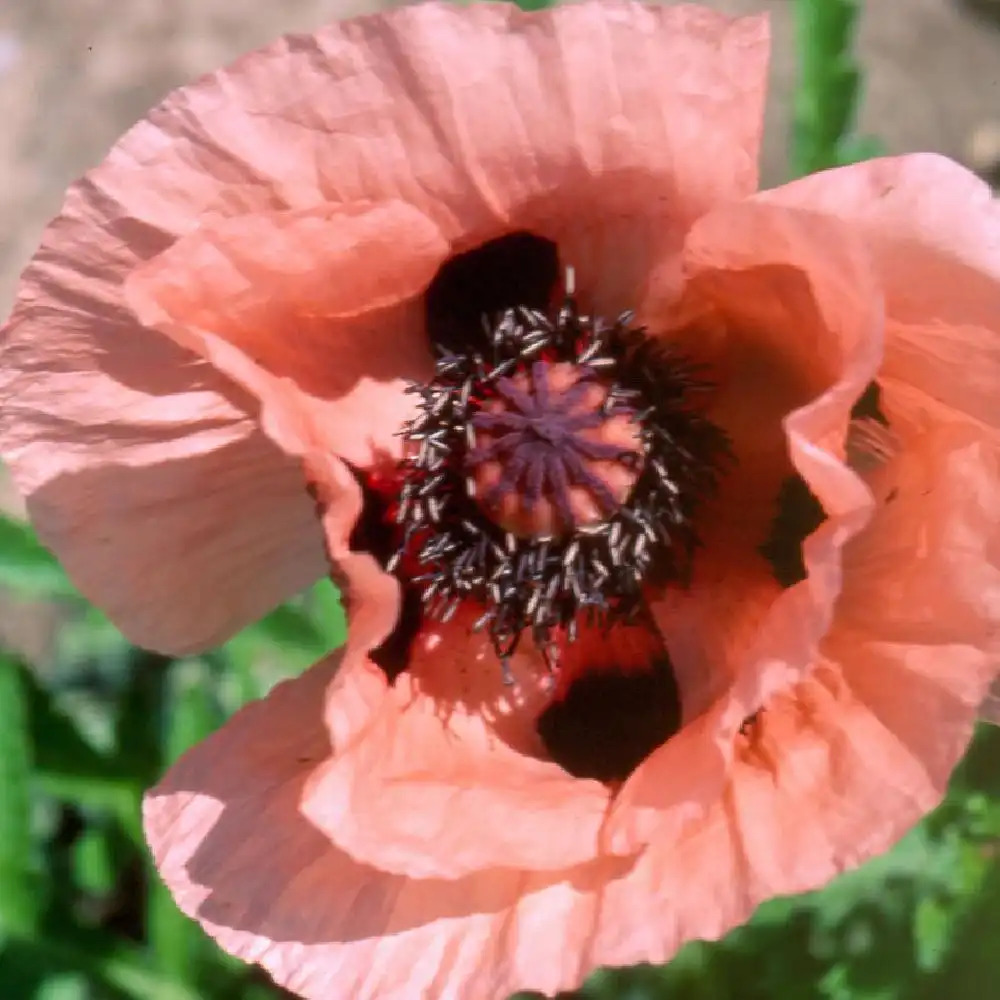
[
  {"x1": 302, "y1": 615, "x2": 616, "y2": 881},
  {"x1": 592, "y1": 664, "x2": 952, "y2": 973},
  {"x1": 758, "y1": 154, "x2": 1000, "y2": 433},
  {"x1": 832, "y1": 419, "x2": 1000, "y2": 788},
  {"x1": 295, "y1": 451, "x2": 617, "y2": 882}
]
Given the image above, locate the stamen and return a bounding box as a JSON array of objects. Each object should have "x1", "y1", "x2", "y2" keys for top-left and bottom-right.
[{"x1": 388, "y1": 280, "x2": 730, "y2": 661}]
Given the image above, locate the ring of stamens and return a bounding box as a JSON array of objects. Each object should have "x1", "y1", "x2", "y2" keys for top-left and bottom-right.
[{"x1": 391, "y1": 287, "x2": 729, "y2": 659}]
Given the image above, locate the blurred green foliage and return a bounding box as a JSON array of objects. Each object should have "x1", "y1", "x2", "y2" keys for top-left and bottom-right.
[{"x1": 0, "y1": 1, "x2": 989, "y2": 997}]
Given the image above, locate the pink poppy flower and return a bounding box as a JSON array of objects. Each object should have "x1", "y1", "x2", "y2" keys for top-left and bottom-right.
[{"x1": 3, "y1": 1, "x2": 999, "y2": 997}]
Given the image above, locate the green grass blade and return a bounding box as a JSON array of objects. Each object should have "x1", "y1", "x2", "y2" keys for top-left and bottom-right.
[
  {"x1": 23, "y1": 661, "x2": 119, "y2": 781},
  {"x1": 146, "y1": 660, "x2": 222, "y2": 986},
  {"x1": 0, "y1": 939, "x2": 77, "y2": 1000},
  {"x1": 791, "y1": 0, "x2": 881, "y2": 176},
  {"x1": 237, "y1": 580, "x2": 347, "y2": 660},
  {"x1": 71, "y1": 823, "x2": 119, "y2": 899},
  {"x1": 0, "y1": 654, "x2": 42, "y2": 936},
  {"x1": 113, "y1": 649, "x2": 171, "y2": 786}
]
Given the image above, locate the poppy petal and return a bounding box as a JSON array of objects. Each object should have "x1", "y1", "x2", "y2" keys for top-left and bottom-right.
[
  {"x1": 589, "y1": 663, "x2": 945, "y2": 972},
  {"x1": 0, "y1": 189, "x2": 325, "y2": 654},
  {"x1": 126, "y1": 201, "x2": 448, "y2": 468},
  {"x1": 295, "y1": 454, "x2": 615, "y2": 879},
  {"x1": 127, "y1": 0, "x2": 768, "y2": 330},
  {"x1": 0, "y1": 0, "x2": 768, "y2": 651},
  {"x1": 146, "y1": 283, "x2": 997, "y2": 992},
  {"x1": 830, "y1": 413, "x2": 1000, "y2": 787},
  {"x1": 758, "y1": 153, "x2": 1000, "y2": 433},
  {"x1": 617, "y1": 164, "x2": 1000, "y2": 864},
  {"x1": 684, "y1": 202, "x2": 884, "y2": 725},
  {"x1": 143, "y1": 649, "x2": 956, "y2": 1000}
]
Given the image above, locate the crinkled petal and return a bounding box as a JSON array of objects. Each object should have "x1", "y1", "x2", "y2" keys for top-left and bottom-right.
[
  {"x1": 123, "y1": 0, "x2": 769, "y2": 392},
  {"x1": 301, "y1": 449, "x2": 403, "y2": 661},
  {"x1": 34, "y1": 2, "x2": 763, "y2": 248},
  {"x1": 655, "y1": 434, "x2": 998, "y2": 913},
  {"x1": 0, "y1": 0, "x2": 769, "y2": 651},
  {"x1": 600, "y1": 615, "x2": 990, "y2": 974},
  {"x1": 615, "y1": 202, "x2": 882, "y2": 850},
  {"x1": 126, "y1": 201, "x2": 448, "y2": 467},
  {"x1": 830, "y1": 409, "x2": 1000, "y2": 789},
  {"x1": 618, "y1": 161, "x2": 1000, "y2": 869},
  {"x1": 603, "y1": 159, "x2": 1000, "y2": 959},
  {"x1": 0, "y1": 186, "x2": 325, "y2": 654},
  {"x1": 757, "y1": 154, "x2": 1000, "y2": 432},
  {"x1": 589, "y1": 663, "x2": 946, "y2": 974}
]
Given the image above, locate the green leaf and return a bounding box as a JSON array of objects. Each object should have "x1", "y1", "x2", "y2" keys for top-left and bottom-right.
[
  {"x1": 0, "y1": 516, "x2": 77, "y2": 599},
  {"x1": 305, "y1": 579, "x2": 349, "y2": 649},
  {"x1": 913, "y1": 896, "x2": 953, "y2": 973},
  {"x1": 72, "y1": 824, "x2": 118, "y2": 899},
  {"x1": 22, "y1": 661, "x2": 116, "y2": 782},
  {"x1": 34, "y1": 974, "x2": 91, "y2": 1000},
  {"x1": 250, "y1": 602, "x2": 333, "y2": 652},
  {"x1": 790, "y1": 0, "x2": 880, "y2": 177},
  {"x1": 918, "y1": 853, "x2": 1000, "y2": 996},
  {"x1": 0, "y1": 937, "x2": 59, "y2": 1000},
  {"x1": 0, "y1": 654, "x2": 42, "y2": 936},
  {"x1": 245, "y1": 580, "x2": 347, "y2": 658}
]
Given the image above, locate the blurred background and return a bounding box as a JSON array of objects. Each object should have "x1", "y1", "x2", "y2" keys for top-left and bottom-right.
[{"x1": 0, "y1": 1, "x2": 999, "y2": 998}]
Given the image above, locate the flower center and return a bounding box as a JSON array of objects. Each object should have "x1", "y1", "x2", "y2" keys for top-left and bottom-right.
[
  {"x1": 467, "y1": 360, "x2": 642, "y2": 539},
  {"x1": 386, "y1": 284, "x2": 730, "y2": 661}
]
